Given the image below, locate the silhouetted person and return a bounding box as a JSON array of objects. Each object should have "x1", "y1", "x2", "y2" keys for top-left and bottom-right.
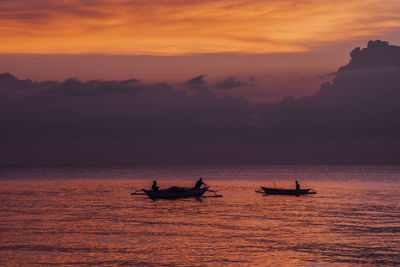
[
  {"x1": 295, "y1": 180, "x2": 300, "y2": 191},
  {"x1": 151, "y1": 180, "x2": 159, "y2": 192},
  {"x1": 194, "y1": 177, "x2": 207, "y2": 190}
]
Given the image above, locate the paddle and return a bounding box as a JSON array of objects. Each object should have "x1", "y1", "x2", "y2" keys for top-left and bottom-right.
[
  {"x1": 130, "y1": 189, "x2": 146, "y2": 195},
  {"x1": 203, "y1": 188, "x2": 223, "y2": 198}
]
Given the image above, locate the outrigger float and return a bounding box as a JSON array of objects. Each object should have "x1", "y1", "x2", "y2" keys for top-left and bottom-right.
[{"x1": 131, "y1": 186, "x2": 222, "y2": 200}]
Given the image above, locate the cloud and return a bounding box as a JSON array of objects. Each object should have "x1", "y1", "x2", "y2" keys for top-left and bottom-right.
[
  {"x1": 0, "y1": 72, "x2": 19, "y2": 88},
  {"x1": 254, "y1": 40, "x2": 400, "y2": 140},
  {"x1": 184, "y1": 74, "x2": 206, "y2": 87},
  {"x1": 1, "y1": 40, "x2": 400, "y2": 164},
  {"x1": 49, "y1": 78, "x2": 143, "y2": 97},
  {"x1": 340, "y1": 40, "x2": 400, "y2": 72},
  {"x1": 215, "y1": 76, "x2": 246, "y2": 90},
  {"x1": 183, "y1": 75, "x2": 213, "y2": 95}
]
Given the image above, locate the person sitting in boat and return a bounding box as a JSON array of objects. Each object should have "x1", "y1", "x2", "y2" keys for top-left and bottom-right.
[
  {"x1": 194, "y1": 177, "x2": 207, "y2": 190},
  {"x1": 151, "y1": 180, "x2": 159, "y2": 192},
  {"x1": 295, "y1": 180, "x2": 300, "y2": 191}
]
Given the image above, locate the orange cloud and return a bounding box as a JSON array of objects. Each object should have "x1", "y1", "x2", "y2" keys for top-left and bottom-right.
[{"x1": 0, "y1": 0, "x2": 399, "y2": 55}]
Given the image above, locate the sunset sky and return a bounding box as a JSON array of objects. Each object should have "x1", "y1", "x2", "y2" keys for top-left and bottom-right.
[
  {"x1": 1, "y1": 0, "x2": 400, "y2": 165},
  {"x1": 1, "y1": 0, "x2": 400, "y2": 101},
  {"x1": 1, "y1": 0, "x2": 400, "y2": 55}
]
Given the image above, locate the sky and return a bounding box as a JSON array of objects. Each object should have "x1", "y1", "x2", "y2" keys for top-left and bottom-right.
[
  {"x1": 1, "y1": 0, "x2": 400, "y2": 101},
  {"x1": 1, "y1": 0, "x2": 400, "y2": 165},
  {"x1": 1, "y1": 0, "x2": 400, "y2": 55}
]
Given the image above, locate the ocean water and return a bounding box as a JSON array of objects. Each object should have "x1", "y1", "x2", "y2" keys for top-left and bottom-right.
[{"x1": 0, "y1": 165, "x2": 399, "y2": 266}]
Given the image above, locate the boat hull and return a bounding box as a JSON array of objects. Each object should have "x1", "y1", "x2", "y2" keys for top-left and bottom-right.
[
  {"x1": 142, "y1": 186, "x2": 209, "y2": 200},
  {"x1": 261, "y1": 186, "x2": 315, "y2": 195}
]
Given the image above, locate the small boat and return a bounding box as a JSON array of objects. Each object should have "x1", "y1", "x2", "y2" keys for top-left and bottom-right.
[
  {"x1": 137, "y1": 186, "x2": 210, "y2": 200},
  {"x1": 260, "y1": 186, "x2": 316, "y2": 196}
]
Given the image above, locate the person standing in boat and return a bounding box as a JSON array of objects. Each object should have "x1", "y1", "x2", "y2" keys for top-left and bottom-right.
[
  {"x1": 151, "y1": 180, "x2": 159, "y2": 192},
  {"x1": 194, "y1": 177, "x2": 207, "y2": 190},
  {"x1": 295, "y1": 180, "x2": 300, "y2": 191}
]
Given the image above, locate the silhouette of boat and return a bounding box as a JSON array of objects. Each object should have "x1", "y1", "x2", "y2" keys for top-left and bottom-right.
[
  {"x1": 141, "y1": 186, "x2": 210, "y2": 200},
  {"x1": 260, "y1": 186, "x2": 316, "y2": 195}
]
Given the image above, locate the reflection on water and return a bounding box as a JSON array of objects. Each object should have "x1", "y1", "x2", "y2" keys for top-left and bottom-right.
[{"x1": 0, "y1": 166, "x2": 400, "y2": 266}]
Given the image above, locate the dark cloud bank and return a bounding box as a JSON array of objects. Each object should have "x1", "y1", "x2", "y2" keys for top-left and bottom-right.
[{"x1": 1, "y1": 40, "x2": 400, "y2": 165}]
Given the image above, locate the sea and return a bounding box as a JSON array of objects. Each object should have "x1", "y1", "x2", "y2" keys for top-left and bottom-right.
[{"x1": 0, "y1": 165, "x2": 399, "y2": 266}]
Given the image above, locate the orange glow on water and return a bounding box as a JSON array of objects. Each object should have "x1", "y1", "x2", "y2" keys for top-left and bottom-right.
[
  {"x1": 1, "y1": 178, "x2": 400, "y2": 265},
  {"x1": 1, "y1": 165, "x2": 400, "y2": 265},
  {"x1": 0, "y1": 0, "x2": 399, "y2": 55}
]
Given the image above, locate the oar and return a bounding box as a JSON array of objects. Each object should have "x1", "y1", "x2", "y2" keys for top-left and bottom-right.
[
  {"x1": 255, "y1": 189, "x2": 265, "y2": 193},
  {"x1": 203, "y1": 189, "x2": 223, "y2": 197},
  {"x1": 308, "y1": 189, "x2": 317, "y2": 194},
  {"x1": 202, "y1": 194, "x2": 223, "y2": 198},
  {"x1": 130, "y1": 189, "x2": 146, "y2": 195}
]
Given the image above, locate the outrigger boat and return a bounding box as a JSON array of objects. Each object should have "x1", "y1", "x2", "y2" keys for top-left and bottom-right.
[
  {"x1": 259, "y1": 186, "x2": 316, "y2": 196},
  {"x1": 131, "y1": 186, "x2": 222, "y2": 200}
]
